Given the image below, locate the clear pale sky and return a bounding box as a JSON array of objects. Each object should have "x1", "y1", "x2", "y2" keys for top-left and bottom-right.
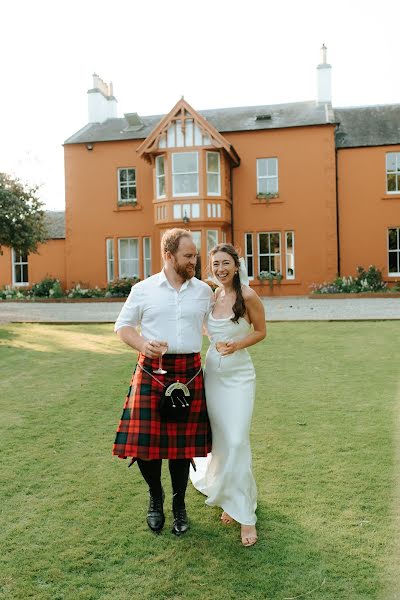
[{"x1": 1, "y1": 0, "x2": 399, "y2": 211}]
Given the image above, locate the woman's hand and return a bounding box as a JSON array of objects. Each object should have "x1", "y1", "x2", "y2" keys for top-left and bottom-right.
[{"x1": 220, "y1": 340, "x2": 238, "y2": 355}]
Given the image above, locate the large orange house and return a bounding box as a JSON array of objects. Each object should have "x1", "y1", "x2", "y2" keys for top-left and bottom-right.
[{"x1": 1, "y1": 50, "x2": 399, "y2": 295}]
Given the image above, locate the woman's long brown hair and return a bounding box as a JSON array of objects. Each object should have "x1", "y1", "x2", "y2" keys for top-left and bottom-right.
[{"x1": 209, "y1": 243, "x2": 246, "y2": 323}]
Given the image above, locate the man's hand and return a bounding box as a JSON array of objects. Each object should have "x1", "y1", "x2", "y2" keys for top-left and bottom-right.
[{"x1": 140, "y1": 339, "x2": 167, "y2": 358}]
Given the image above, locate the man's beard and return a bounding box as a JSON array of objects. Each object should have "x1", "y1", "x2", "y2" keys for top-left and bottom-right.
[{"x1": 174, "y1": 261, "x2": 195, "y2": 280}]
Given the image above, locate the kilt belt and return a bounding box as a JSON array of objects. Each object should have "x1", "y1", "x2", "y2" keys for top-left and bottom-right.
[{"x1": 112, "y1": 352, "x2": 211, "y2": 461}]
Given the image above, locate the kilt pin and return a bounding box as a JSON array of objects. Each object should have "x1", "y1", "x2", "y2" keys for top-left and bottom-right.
[{"x1": 113, "y1": 352, "x2": 211, "y2": 461}]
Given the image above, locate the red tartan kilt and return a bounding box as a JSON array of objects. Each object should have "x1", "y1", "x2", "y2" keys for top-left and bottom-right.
[{"x1": 112, "y1": 353, "x2": 211, "y2": 460}]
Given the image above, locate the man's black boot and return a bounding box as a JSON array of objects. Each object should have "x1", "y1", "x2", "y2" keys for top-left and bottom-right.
[
  {"x1": 147, "y1": 487, "x2": 165, "y2": 533},
  {"x1": 171, "y1": 493, "x2": 189, "y2": 536}
]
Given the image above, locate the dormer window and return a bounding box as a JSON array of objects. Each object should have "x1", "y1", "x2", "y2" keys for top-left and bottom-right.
[{"x1": 172, "y1": 152, "x2": 199, "y2": 196}]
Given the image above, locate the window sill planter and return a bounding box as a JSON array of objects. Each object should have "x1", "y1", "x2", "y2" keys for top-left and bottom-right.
[
  {"x1": 258, "y1": 271, "x2": 283, "y2": 289},
  {"x1": 115, "y1": 201, "x2": 142, "y2": 212},
  {"x1": 256, "y1": 193, "x2": 279, "y2": 201}
]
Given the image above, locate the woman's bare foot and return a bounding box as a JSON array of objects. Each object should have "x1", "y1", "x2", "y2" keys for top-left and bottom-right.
[
  {"x1": 241, "y1": 524, "x2": 258, "y2": 547},
  {"x1": 220, "y1": 511, "x2": 234, "y2": 524}
]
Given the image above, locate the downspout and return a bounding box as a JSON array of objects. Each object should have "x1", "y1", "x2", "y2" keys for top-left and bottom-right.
[{"x1": 334, "y1": 126, "x2": 341, "y2": 276}]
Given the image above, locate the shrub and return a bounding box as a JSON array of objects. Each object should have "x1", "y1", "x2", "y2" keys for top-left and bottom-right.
[
  {"x1": 312, "y1": 266, "x2": 387, "y2": 294},
  {"x1": 0, "y1": 285, "x2": 27, "y2": 300},
  {"x1": 105, "y1": 277, "x2": 140, "y2": 297},
  {"x1": 29, "y1": 277, "x2": 64, "y2": 298},
  {"x1": 67, "y1": 284, "x2": 105, "y2": 298}
]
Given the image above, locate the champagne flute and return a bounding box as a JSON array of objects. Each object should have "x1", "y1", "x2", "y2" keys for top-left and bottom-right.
[{"x1": 153, "y1": 341, "x2": 168, "y2": 374}]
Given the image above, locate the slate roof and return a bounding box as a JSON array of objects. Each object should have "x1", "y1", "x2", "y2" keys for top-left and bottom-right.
[
  {"x1": 44, "y1": 211, "x2": 65, "y2": 239},
  {"x1": 64, "y1": 100, "x2": 334, "y2": 145},
  {"x1": 334, "y1": 104, "x2": 400, "y2": 148},
  {"x1": 64, "y1": 100, "x2": 400, "y2": 150}
]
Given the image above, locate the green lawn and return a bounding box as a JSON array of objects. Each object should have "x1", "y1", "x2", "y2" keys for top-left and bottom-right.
[{"x1": 0, "y1": 322, "x2": 399, "y2": 600}]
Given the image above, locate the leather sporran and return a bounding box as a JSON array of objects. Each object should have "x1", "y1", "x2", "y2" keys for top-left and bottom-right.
[{"x1": 160, "y1": 380, "x2": 192, "y2": 421}]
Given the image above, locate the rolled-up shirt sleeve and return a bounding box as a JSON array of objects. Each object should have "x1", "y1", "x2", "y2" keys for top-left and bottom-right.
[{"x1": 114, "y1": 284, "x2": 144, "y2": 333}]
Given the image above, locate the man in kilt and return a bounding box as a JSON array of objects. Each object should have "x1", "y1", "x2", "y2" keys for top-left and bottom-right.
[{"x1": 113, "y1": 228, "x2": 213, "y2": 535}]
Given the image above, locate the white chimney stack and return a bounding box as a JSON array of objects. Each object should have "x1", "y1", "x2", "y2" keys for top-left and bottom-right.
[
  {"x1": 88, "y1": 74, "x2": 118, "y2": 123},
  {"x1": 316, "y1": 44, "x2": 332, "y2": 104}
]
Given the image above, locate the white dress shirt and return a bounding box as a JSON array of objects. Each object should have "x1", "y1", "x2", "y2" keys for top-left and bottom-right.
[{"x1": 114, "y1": 270, "x2": 214, "y2": 353}]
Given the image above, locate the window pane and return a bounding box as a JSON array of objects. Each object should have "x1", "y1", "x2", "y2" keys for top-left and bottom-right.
[
  {"x1": 266, "y1": 178, "x2": 278, "y2": 194},
  {"x1": 120, "y1": 187, "x2": 128, "y2": 200},
  {"x1": 127, "y1": 169, "x2": 136, "y2": 183},
  {"x1": 119, "y1": 169, "x2": 127, "y2": 182},
  {"x1": 257, "y1": 159, "x2": 267, "y2": 177},
  {"x1": 207, "y1": 230, "x2": 218, "y2": 253},
  {"x1": 176, "y1": 120, "x2": 184, "y2": 147},
  {"x1": 270, "y1": 233, "x2": 280, "y2": 253},
  {"x1": 208, "y1": 173, "x2": 219, "y2": 194},
  {"x1": 194, "y1": 124, "x2": 202, "y2": 145},
  {"x1": 173, "y1": 152, "x2": 197, "y2": 173},
  {"x1": 259, "y1": 233, "x2": 268, "y2": 254},
  {"x1": 268, "y1": 158, "x2": 277, "y2": 176},
  {"x1": 192, "y1": 204, "x2": 200, "y2": 218},
  {"x1": 386, "y1": 153, "x2": 396, "y2": 172},
  {"x1": 167, "y1": 123, "x2": 175, "y2": 147},
  {"x1": 156, "y1": 156, "x2": 164, "y2": 176},
  {"x1": 388, "y1": 229, "x2": 398, "y2": 250},
  {"x1": 119, "y1": 240, "x2": 129, "y2": 259},
  {"x1": 389, "y1": 252, "x2": 398, "y2": 273},
  {"x1": 174, "y1": 173, "x2": 198, "y2": 195},
  {"x1": 260, "y1": 256, "x2": 269, "y2": 271},
  {"x1": 127, "y1": 185, "x2": 136, "y2": 200},
  {"x1": 258, "y1": 178, "x2": 268, "y2": 194},
  {"x1": 185, "y1": 120, "x2": 193, "y2": 146},
  {"x1": 387, "y1": 174, "x2": 396, "y2": 192},
  {"x1": 246, "y1": 234, "x2": 252, "y2": 255},
  {"x1": 286, "y1": 232, "x2": 293, "y2": 248},
  {"x1": 247, "y1": 257, "x2": 253, "y2": 277},
  {"x1": 173, "y1": 205, "x2": 182, "y2": 219},
  {"x1": 207, "y1": 152, "x2": 219, "y2": 173},
  {"x1": 270, "y1": 256, "x2": 281, "y2": 272},
  {"x1": 158, "y1": 177, "x2": 165, "y2": 197}
]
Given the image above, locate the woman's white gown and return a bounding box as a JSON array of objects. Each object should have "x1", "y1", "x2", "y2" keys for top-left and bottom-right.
[{"x1": 191, "y1": 313, "x2": 257, "y2": 525}]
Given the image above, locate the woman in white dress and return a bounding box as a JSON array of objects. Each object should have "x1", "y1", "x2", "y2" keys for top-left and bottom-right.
[{"x1": 191, "y1": 244, "x2": 266, "y2": 546}]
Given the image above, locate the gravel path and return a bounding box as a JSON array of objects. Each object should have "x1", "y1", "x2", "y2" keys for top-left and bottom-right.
[{"x1": 0, "y1": 296, "x2": 399, "y2": 323}]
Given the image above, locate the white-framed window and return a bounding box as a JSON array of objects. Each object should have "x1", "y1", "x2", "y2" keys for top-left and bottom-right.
[
  {"x1": 285, "y1": 231, "x2": 295, "y2": 279},
  {"x1": 172, "y1": 152, "x2": 199, "y2": 196},
  {"x1": 207, "y1": 152, "x2": 221, "y2": 196},
  {"x1": 207, "y1": 203, "x2": 221, "y2": 218},
  {"x1": 244, "y1": 233, "x2": 254, "y2": 279},
  {"x1": 12, "y1": 250, "x2": 29, "y2": 286},
  {"x1": 173, "y1": 203, "x2": 200, "y2": 220},
  {"x1": 386, "y1": 153, "x2": 400, "y2": 193},
  {"x1": 388, "y1": 228, "x2": 400, "y2": 275},
  {"x1": 143, "y1": 237, "x2": 151, "y2": 278},
  {"x1": 156, "y1": 156, "x2": 166, "y2": 199},
  {"x1": 118, "y1": 168, "x2": 136, "y2": 202},
  {"x1": 207, "y1": 230, "x2": 218, "y2": 254},
  {"x1": 257, "y1": 158, "x2": 278, "y2": 195},
  {"x1": 106, "y1": 239, "x2": 114, "y2": 282},
  {"x1": 258, "y1": 232, "x2": 281, "y2": 274},
  {"x1": 118, "y1": 238, "x2": 139, "y2": 278}
]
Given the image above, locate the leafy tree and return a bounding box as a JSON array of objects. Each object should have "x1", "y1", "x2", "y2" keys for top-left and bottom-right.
[{"x1": 0, "y1": 172, "x2": 48, "y2": 255}]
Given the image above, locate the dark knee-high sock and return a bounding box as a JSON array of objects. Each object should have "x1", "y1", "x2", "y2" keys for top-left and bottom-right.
[
  {"x1": 169, "y1": 459, "x2": 190, "y2": 508},
  {"x1": 137, "y1": 459, "x2": 163, "y2": 497}
]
